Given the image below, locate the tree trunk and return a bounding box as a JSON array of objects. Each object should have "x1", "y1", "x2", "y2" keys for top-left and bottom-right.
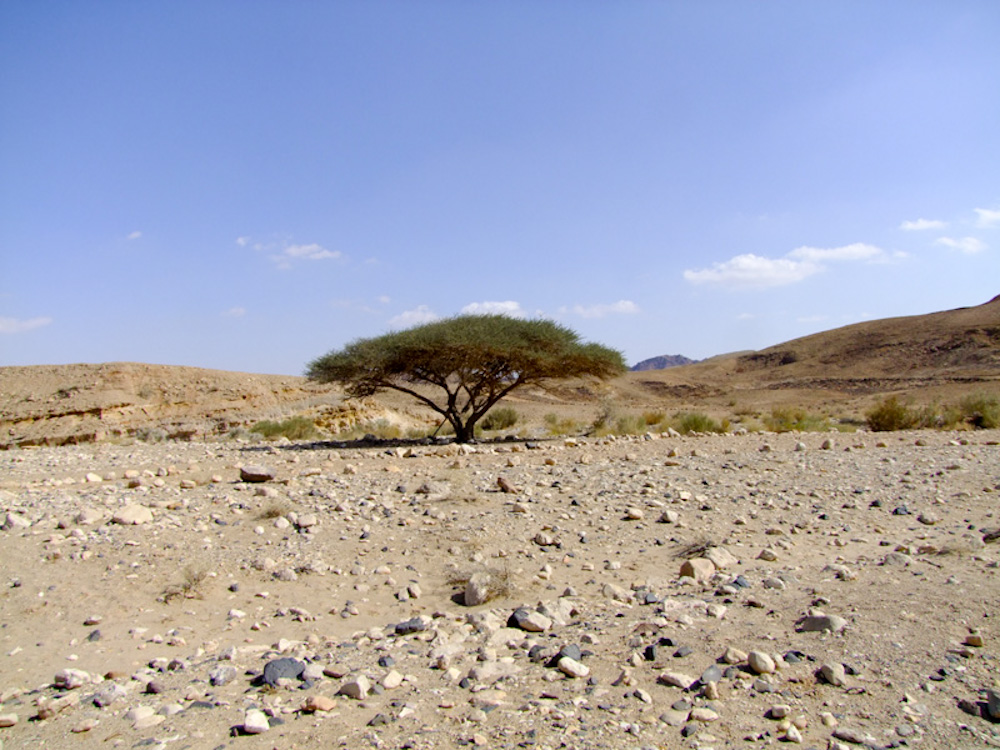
[{"x1": 453, "y1": 419, "x2": 474, "y2": 444}]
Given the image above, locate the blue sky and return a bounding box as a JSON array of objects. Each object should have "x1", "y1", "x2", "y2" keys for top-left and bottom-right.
[{"x1": 2, "y1": 1, "x2": 998, "y2": 374}]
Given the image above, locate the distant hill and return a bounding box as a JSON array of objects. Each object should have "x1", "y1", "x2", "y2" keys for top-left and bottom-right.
[{"x1": 631, "y1": 354, "x2": 698, "y2": 371}]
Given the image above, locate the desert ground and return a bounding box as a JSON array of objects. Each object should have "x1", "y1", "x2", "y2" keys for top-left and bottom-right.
[{"x1": 2, "y1": 425, "x2": 999, "y2": 750}]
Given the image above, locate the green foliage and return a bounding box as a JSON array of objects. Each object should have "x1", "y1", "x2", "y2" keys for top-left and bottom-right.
[
  {"x1": 544, "y1": 412, "x2": 581, "y2": 436},
  {"x1": 763, "y1": 407, "x2": 831, "y2": 433},
  {"x1": 481, "y1": 406, "x2": 519, "y2": 431},
  {"x1": 673, "y1": 412, "x2": 726, "y2": 435},
  {"x1": 866, "y1": 396, "x2": 919, "y2": 432},
  {"x1": 331, "y1": 418, "x2": 402, "y2": 441},
  {"x1": 957, "y1": 392, "x2": 999, "y2": 429},
  {"x1": 307, "y1": 315, "x2": 626, "y2": 442},
  {"x1": 642, "y1": 410, "x2": 667, "y2": 426},
  {"x1": 250, "y1": 416, "x2": 320, "y2": 441}
]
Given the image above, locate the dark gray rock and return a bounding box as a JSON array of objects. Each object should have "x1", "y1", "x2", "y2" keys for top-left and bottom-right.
[{"x1": 261, "y1": 657, "x2": 305, "y2": 686}]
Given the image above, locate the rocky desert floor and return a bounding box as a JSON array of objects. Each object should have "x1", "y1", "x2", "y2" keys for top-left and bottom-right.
[{"x1": 1, "y1": 429, "x2": 999, "y2": 750}]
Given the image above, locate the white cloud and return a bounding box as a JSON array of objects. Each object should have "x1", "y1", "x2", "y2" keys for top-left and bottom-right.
[
  {"x1": 684, "y1": 253, "x2": 820, "y2": 288},
  {"x1": 283, "y1": 243, "x2": 340, "y2": 260},
  {"x1": 460, "y1": 300, "x2": 526, "y2": 317},
  {"x1": 0, "y1": 316, "x2": 53, "y2": 334},
  {"x1": 974, "y1": 207, "x2": 1000, "y2": 228},
  {"x1": 788, "y1": 242, "x2": 884, "y2": 263},
  {"x1": 376, "y1": 295, "x2": 391, "y2": 305},
  {"x1": 900, "y1": 218, "x2": 946, "y2": 231},
  {"x1": 684, "y1": 243, "x2": 891, "y2": 289},
  {"x1": 389, "y1": 305, "x2": 439, "y2": 328},
  {"x1": 222, "y1": 307, "x2": 246, "y2": 318},
  {"x1": 936, "y1": 236, "x2": 987, "y2": 254},
  {"x1": 560, "y1": 300, "x2": 640, "y2": 319},
  {"x1": 236, "y1": 236, "x2": 250, "y2": 247},
  {"x1": 126, "y1": 230, "x2": 142, "y2": 241}
]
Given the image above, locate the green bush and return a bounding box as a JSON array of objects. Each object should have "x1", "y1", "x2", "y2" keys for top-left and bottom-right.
[
  {"x1": 866, "y1": 396, "x2": 918, "y2": 432},
  {"x1": 673, "y1": 412, "x2": 726, "y2": 434},
  {"x1": 481, "y1": 406, "x2": 519, "y2": 431},
  {"x1": 957, "y1": 392, "x2": 999, "y2": 429},
  {"x1": 642, "y1": 410, "x2": 667, "y2": 427},
  {"x1": 764, "y1": 407, "x2": 830, "y2": 433},
  {"x1": 544, "y1": 412, "x2": 580, "y2": 436},
  {"x1": 250, "y1": 416, "x2": 320, "y2": 441}
]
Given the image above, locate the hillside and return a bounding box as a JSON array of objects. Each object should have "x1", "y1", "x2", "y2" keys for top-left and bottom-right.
[
  {"x1": 2, "y1": 296, "x2": 998, "y2": 447},
  {"x1": 631, "y1": 354, "x2": 698, "y2": 371},
  {"x1": 618, "y1": 294, "x2": 1000, "y2": 417}
]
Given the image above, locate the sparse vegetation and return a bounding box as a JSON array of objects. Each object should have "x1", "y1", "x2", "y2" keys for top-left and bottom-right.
[
  {"x1": 481, "y1": 406, "x2": 519, "y2": 431},
  {"x1": 866, "y1": 396, "x2": 919, "y2": 432},
  {"x1": 763, "y1": 407, "x2": 831, "y2": 433},
  {"x1": 673, "y1": 412, "x2": 727, "y2": 435},
  {"x1": 544, "y1": 412, "x2": 581, "y2": 436},
  {"x1": 256, "y1": 501, "x2": 292, "y2": 520},
  {"x1": 250, "y1": 416, "x2": 320, "y2": 441},
  {"x1": 956, "y1": 392, "x2": 999, "y2": 429},
  {"x1": 162, "y1": 565, "x2": 210, "y2": 602}
]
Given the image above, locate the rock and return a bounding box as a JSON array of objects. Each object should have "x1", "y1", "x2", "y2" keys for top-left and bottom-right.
[
  {"x1": 797, "y1": 614, "x2": 848, "y2": 633},
  {"x1": 689, "y1": 707, "x2": 719, "y2": 722},
  {"x1": 240, "y1": 465, "x2": 275, "y2": 483},
  {"x1": 395, "y1": 615, "x2": 431, "y2": 635},
  {"x1": 382, "y1": 670, "x2": 404, "y2": 689},
  {"x1": 748, "y1": 651, "x2": 776, "y2": 675},
  {"x1": 757, "y1": 547, "x2": 779, "y2": 562},
  {"x1": 657, "y1": 671, "x2": 698, "y2": 690},
  {"x1": 820, "y1": 662, "x2": 848, "y2": 687},
  {"x1": 465, "y1": 572, "x2": 496, "y2": 606},
  {"x1": 624, "y1": 507, "x2": 645, "y2": 520},
  {"x1": 0, "y1": 713, "x2": 18, "y2": 727},
  {"x1": 338, "y1": 675, "x2": 371, "y2": 699},
  {"x1": 303, "y1": 695, "x2": 338, "y2": 712},
  {"x1": 704, "y1": 546, "x2": 738, "y2": 570},
  {"x1": 112, "y1": 504, "x2": 153, "y2": 525},
  {"x1": 987, "y1": 689, "x2": 1000, "y2": 720},
  {"x1": 53, "y1": 668, "x2": 92, "y2": 689},
  {"x1": 209, "y1": 666, "x2": 238, "y2": 686},
  {"x1": 243, "y1": 708, "x2": 270, "y2": 733},
  {"x1": 261, "y1": 657, "x2": 305, "y2": 686},
  {"x1": 602, "y1": 582, "x2": 632, "y2": 602},
  {"x1": 658, "y1": 510, "x2": 680, "y2": 524},
  {"x1": 557, "y1": 656, "x2": 590, "y2": 678},
  {"x1": 508, "y1": 608, "x2": 552, "y2": 632},
  {"x1": 679, "y1": 558, "x2": 715, "y2": 582},
  {"x1": 722, "y1": 646, "x2": 747, "y2": 664}
]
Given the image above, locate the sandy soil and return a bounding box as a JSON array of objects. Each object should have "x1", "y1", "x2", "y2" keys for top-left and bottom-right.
[{"x1": 2, "y1": 428, "x2": 999, "y2": 750}]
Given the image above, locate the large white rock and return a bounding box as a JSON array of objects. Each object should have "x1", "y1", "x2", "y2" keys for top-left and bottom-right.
[{"x1": 112, "y1": 505, "x2": 153, "y2": 525}]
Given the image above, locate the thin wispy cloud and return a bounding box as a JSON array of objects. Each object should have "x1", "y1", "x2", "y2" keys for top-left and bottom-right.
[
  {"x1": 559, "y1": 300, "x2": 639, "y2": 319},
  {"x1": 899, "y1": 218, "x2": 945, "y2": 231},
  {"x1": 0, "y1": 316, "x2": 53, "y2": 334},
  {"x1": 974, "y1": 207, "x2": 1000, "y2": 228},
  {"x1": 684, "y1": 243, "x2": 891, "y2": 289},
  {"x1": 238, "y1": 236, "x2": 343, "y2": 269},
  {"x1": 936, "y1": 236, "x2": 986, "y2": 254},
  {"x1": 389, "y1": 305, "x2": 439, "y2": 328},
  {"x1": 126, "y1": 230, "x2": 142, "y2": 240},
  {"x1": 461, "y1": 300, "x2": 526, "y2": 317},
  {"x1": 222, "y1": 307, "x2": 246, "y2": 318}
]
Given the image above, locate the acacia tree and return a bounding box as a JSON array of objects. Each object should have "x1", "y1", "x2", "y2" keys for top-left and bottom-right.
[{"x1": 306, "y1": 315, "x2": 627, "y2": 443}]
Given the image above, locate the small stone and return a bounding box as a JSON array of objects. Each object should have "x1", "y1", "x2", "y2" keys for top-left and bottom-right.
[
  {"x1": 704, "y1": 546, "x2": 738, "y2": 570},
  {"x1": 0, "y1": 713, "x2": 18, "y2": 727},
  {"x1": 382, "y1": 670, "x2": 404, "y2": 689},
  {"x1": 987, "y1": 689, "x2": 1000, "y2": 720},
  {"x1": 338, "y1": 675, "x2": 371, "y2": 699},
  {"x1": 820, "y1": 662, "x2": 848, "y2": 687},
  {"x1": 679, "y1": 558, "x2": 715, "y2": 582},
  {"x1": 240, "y1": 465, "x2": 275, "y2": 483},
  {"x1": 797, "y1": 614, "x2": 848, "y2": 633},
  {"x1": 784, "y1": 725, "x2": 803, "y2": 743},
  {"x1": 722, "y1": 646, "x2": 747, "y2": 664},
  {"x1": 624, "y1": 507, "x2": 645, "y2": 520},
  {"x1": 557, "y1": 656, "x2": 590, "y2": 678},
  {"x1": 658, "y1": 510, "x2": 680, "y2": 524},
  {"x1": 261, "y1": 657, "x2": 305, "y2": 686},
  {"x1": 757, "y1": 548, "x2": 779, "y2": 562},
  {"x1": 209, "y1": 666, "x2": 238, "y2": 686},
  {"x1": 509, "y1": 608, "x2": 552, "y2": 633},
  {"x1": 657, "y1": 671, "x2": 697, "y2": 690},
  {"x1": 303, "y1": 695, "x2": 338, "y2": 712},
  {"x1": 689, "y1": 707, "x2": 719, "y2": 722},
  {"x1": 243, "y1": 708, "x2": 270, "y2": 733},
  {"x1": 748, "y1": 651, "x2": 776, "y2": 675},
  {"x1": 54, "y1": 668, "x2": 91, "y2": 689},
  {"x1": 112, "y1": 505, "x2": 153, "y2": 525}
]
